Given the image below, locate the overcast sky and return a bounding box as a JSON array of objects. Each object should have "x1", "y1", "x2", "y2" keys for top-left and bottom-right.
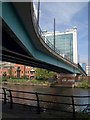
[{"x1": 34, "y1": 1, "x2": 88, "y2": 64}]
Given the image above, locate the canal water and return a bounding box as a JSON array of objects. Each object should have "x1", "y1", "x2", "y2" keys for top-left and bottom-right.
[{"x1": 3, "y1": 84, "x2": 90, "y2": 112}]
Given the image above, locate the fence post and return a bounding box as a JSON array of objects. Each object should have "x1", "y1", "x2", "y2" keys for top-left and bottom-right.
[
  {"x1": 8, "y1": 89, "x2": 13, "y2": 109},
  {"x1": 71, "y1": 96, "x2": 76, "y2": 120},
  {"x1": 2, "y1": 88, "x2": 6, "y2": 104},
  {"x1": 35, "y1": 92, "x2": 40, "y2": 114}
]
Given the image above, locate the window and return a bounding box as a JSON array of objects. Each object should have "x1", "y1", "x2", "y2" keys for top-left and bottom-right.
[{"x1": 30, "y1": 71, "x2": 35, "y2": 74}]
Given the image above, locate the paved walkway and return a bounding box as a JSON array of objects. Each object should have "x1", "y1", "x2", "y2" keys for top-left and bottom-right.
[
  {"x1": 2, "y1": 102, "x2": 74, "y2": 119},
  {"x1": 2, "y1": 102, "x2": 90, "y2": 120}
]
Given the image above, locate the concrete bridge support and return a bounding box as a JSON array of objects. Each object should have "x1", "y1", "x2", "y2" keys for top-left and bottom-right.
[
  {"x1": 75, "y1": 75, "x2": 80, "y2": 82},
  {"x1": 57, "y1": 73, "x2": 76, "y2": 85},
  {"x1": 74, "y1": 75, "x2": 86, "y2": 82}
]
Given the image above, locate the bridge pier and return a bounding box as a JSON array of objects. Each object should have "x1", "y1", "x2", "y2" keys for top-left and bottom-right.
[
  {"x1": 75, "y1": 75, "x2": 84, "y2": 82},
  {"x1": 57, "y1": 74, "x2": 63, "y2": 84},
  {"x1": 75, "y1": 75, "x2": 79, "y2": 82},
  {"x1": 57, "y1": 73, "x2": 76, "y2": 85}
]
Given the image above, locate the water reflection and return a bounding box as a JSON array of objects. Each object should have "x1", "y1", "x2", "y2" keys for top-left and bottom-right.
[{"x1": 3, "y1": 84, "x2": 90, "y2": 112}]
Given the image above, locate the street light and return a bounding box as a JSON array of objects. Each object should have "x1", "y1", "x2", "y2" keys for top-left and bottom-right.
[
  {"x1": 37, "y1": 0, "x2": 40, "y2": 26},
  {"x1": 54, "y1": 18, "x2": 55, "y2": 51},
  {"x1": 70, "y1": 39, "x2": 72, "y2": 61}
]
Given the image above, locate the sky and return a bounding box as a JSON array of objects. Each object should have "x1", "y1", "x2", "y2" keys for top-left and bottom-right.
[
  {"x1": 34, "y1": 1, "x2": 88, "y2": 64},
  {"x1": 2, "y1": 0, "x2": 89, "y2": 1}
]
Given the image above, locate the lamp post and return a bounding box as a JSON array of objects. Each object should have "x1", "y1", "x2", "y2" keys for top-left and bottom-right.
[
  {"x1": 37, "y1": 0, "x2": 40, "y2": 26},
  {"x1": 54, "y1": 18, "x2": 55, "y2": 51},
  {"x1": 70, "y1": 40, "x2": 72, "y2": 61}
]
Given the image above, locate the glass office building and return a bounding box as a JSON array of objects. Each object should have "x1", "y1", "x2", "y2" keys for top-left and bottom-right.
[
  {"x1": 81, "y1": 63, "x2": 86, "y2": 71},
  {"x1": 44, "y1": 27, "x2": 78, "y2": 64},
  {"x1": 86, "y1": 65, "x2": 90, "y2": 76}
]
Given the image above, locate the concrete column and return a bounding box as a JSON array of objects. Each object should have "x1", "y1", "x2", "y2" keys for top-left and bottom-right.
[
  {"x1": 75, "y1": 75, "x2": 81, "y2": 82},
  {"x1": 57, "y1": 73, "x2": 62, "y2": 84}
]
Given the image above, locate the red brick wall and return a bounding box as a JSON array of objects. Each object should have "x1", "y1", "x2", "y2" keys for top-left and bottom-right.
[{"x1": 0, "y1": 63, "x2": 36, "y2": 79}]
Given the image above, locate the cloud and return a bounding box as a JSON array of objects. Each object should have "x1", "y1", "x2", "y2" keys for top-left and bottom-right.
[{"x1": 39, "y1": 2, "x2": 87, "y2": 31}]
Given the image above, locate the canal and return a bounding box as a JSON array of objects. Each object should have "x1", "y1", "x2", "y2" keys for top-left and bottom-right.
[{"x1": 3, "y1": 84, "x2": 90, "y2": 112}]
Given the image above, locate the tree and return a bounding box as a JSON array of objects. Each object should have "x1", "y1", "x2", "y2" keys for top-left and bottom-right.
[
  {"x1": 3, "y1": 71, "x2": 7, "y2": 77},
  {"x1": 3, "y1": 71, "x2": 7, "y2": 81},
  {"x1": 8, "y1": 66, "x2": 13, "y2": 78},
  {"x1": 36, "y1": 68, "x2": 56, "y2": 80}
]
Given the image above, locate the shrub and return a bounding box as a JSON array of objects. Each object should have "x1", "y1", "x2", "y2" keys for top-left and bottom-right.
[{"x1": 81, "y1": 80, "x2": 88, "y2": 88}]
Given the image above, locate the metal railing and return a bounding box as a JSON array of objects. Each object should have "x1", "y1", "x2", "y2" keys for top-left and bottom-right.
[
  {"x1": 2, "y1": 87, "x2": 90, "y2": 119},
  {"x1": 31, "y1": 2, "x2": 75, "y2": 64}
]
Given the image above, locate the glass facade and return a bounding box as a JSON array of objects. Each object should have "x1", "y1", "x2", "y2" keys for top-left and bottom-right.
[
  {"x1": 46, "y1": 33, "x2": 73, "y2": 61},
  {"x1": 82, "y1": 63, "x2": 86, "y2": 71}
]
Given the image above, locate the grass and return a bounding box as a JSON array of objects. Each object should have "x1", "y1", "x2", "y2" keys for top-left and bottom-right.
[
  {"x1": 75, "y1": 80, "x2": 90, "y2": 89},
  {"x1": 7, "y1": 78, "x2": 27, "y2": 83},
  {"x1": 30, "y1": 79, "x2": 49, "y2": 84},
  {"x1": 0, "y1": 77, "x2": 2, "y2": 84},
  {"x1": 2, "y1": 78, "x2": 49, "y2": 86}
]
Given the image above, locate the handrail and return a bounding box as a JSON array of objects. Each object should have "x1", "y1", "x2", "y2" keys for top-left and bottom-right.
[
  {"x1": 71, "y1": 96, "x2": 75, "y2": 119},
  {"x1": 2, "y1": 87, "x2": 90, "y2": 119},
  {"x1": 7, "y1": 89, "x2": 90, "y2": 98},
  {"x1": 7, "y1": 89, "x2": 13, "y2": 109},
  {"x1": 77, "y1": 63, "x2": 87, "y2": 76},
  {"x1": 2, "y1": 87, "x2": 7, "y2": 104},
  {"x1": 35, "y1": 92, "x2": 40, "y2": 114}
]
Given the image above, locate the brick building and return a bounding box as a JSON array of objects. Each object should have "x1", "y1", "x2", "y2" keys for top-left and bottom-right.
[{"x1": 0, "y1": 62, "x2": 36, "y2": 79}]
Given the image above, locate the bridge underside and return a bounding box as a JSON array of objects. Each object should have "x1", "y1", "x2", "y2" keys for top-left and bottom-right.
[
  {"x1": 1, "y1": 2, "x2": 86, "y2": 76},
  {"x1": 2, "y1": 20, "x2": 73, "y2": 74}
]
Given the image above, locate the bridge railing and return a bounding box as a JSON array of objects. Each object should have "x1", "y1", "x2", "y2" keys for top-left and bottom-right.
[
  {"x1": 77, "y1": 63, "x2": 87, "y2": 76},
  {"x1": 2, "y1": 87, "x2": 90, "y2": 119},
  {"x1": 31, "y1": 2, "x2": 75, "y2": 64}
]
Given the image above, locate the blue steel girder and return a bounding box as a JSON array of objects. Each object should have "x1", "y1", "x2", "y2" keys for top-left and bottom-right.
[{"x1": 1, "y1": 2, "x2": 81, "y2": 74}]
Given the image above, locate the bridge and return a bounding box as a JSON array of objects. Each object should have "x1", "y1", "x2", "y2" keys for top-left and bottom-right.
[{"x1": 1, "y1": 2, "x2": 86, "y2": 75}]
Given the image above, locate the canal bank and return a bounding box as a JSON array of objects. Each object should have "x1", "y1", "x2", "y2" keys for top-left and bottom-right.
[
  {"x1": 2, "y1": 81, "x2": 49, "y2": 87},
  {"x1": 2, "y1": 79, "x2": 90, "y2": 88}
]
